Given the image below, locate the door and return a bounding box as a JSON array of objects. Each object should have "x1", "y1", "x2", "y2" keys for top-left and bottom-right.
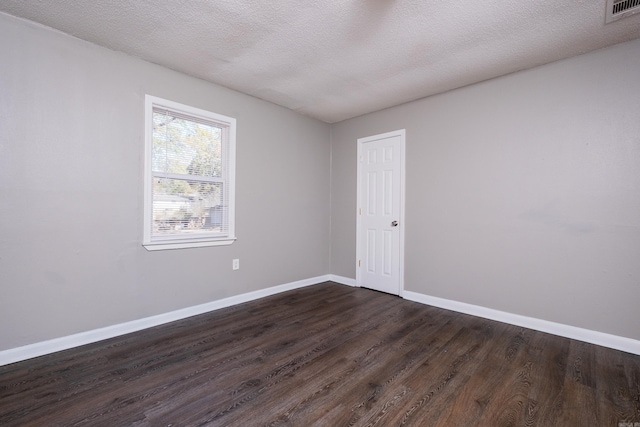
[{"x1": 356, "y1": 130, "x2": 405, "y2": 295}]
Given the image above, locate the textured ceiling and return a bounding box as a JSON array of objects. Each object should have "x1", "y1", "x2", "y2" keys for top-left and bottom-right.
[{"x1": 1, "y1": 1, "x2": 639, "y2": 123}]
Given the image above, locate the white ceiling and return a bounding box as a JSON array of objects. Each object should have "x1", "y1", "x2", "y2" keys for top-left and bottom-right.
[{"x1": 1, "y1": 1, "x2": 639, "y2": 123}]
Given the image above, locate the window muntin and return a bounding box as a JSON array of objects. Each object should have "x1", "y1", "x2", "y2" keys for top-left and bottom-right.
[{"x1": 144, "y1": 96, "x2": 236, "y2": 250}]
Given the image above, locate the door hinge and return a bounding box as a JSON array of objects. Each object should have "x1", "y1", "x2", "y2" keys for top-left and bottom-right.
[
  {"x1": 359, "y1": 208, "x2": 362, "y2": 215},
  {"x1": 358, "y1": 260, "x2": 361, "y2": 267}
]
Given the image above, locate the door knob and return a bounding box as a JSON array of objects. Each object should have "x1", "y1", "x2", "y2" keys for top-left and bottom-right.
[{"x1": 391, "y1": 220, "x2": 398, "y2": 227}]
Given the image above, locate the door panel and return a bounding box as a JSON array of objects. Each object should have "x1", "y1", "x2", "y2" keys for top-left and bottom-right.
[{"x1": 357, "y1": 130, "x2": 405, "y2": 295}]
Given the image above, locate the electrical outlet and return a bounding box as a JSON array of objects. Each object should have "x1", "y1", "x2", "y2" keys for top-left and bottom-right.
[{"x1": 232, "y1": 259, "x2": 239, "y2": 270}]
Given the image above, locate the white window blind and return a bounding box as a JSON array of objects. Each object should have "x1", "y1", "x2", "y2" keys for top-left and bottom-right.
[{"x1": 143, "y1": 96, "x2": 236, "y2": 250}]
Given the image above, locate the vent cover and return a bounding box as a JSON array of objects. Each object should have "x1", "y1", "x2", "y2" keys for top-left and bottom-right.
[{"x1": 606, "y1": 0, "x2": 640, "y2": 23}]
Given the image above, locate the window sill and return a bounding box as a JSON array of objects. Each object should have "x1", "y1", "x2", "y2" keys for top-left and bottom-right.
[{"x1": 143, "y1": 237, "x2": 236, "y2": 251}]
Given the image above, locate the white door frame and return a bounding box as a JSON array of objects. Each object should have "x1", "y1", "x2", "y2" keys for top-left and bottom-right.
[{"x1": 355, "y1": 129, "x2": 406, "y2": 296}]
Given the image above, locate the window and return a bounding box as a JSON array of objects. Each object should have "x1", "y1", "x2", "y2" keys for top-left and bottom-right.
[{"x1": 143, "y1": 95, "x2": 236, "y2": 250}]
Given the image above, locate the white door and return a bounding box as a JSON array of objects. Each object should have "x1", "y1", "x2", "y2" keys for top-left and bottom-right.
[{"x1": 356, "y1": 130, "x2": 405, "y2": 295}]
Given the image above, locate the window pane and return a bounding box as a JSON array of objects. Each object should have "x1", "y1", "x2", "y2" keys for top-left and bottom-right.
[
  {"x1": 152, "y1": 177, "x2": 225, "y2": 236},
  {"x1": 152, "y1": 110, "x2": 222, "y2": 178},
  {"x1": 144, "y1": 95, "x2": 236, "y2": 249}
]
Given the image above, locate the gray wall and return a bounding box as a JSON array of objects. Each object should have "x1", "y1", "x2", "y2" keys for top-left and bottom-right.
[
  {"x1": 2, "y1": 11, "x2": 638, "y2": 353},
  {"x1": 0, "y1": 14, "x2": 331, "y2": 351},
  {"x1": 331, "y1": 39, "x2": 640, "y2": 341}
]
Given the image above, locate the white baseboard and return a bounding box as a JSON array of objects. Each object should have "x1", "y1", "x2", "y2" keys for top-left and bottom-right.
[
  {"x1": 0, "y1": 275, "x2": 333, "y2": 367},
  {"x1": 403, "y1": 291, "x2": 640, "y2": 356},
  {"x1": 7, "y1": 279, "x2": 635, "y2": 367},
  {"x1": 327, "y1": 274, "x2": 357, "y2": 287}
]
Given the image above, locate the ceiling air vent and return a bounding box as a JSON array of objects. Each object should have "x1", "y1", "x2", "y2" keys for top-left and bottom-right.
[{"x1": 606, "y1": 0, "x2": 640, "y2": 23}]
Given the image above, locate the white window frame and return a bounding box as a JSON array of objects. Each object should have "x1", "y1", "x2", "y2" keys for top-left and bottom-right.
[{"x1": 143, "y1": 95, "x2": 236, "y2": 250}]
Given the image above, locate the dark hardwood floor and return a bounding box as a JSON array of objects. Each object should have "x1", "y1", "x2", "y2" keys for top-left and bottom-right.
[{"x1": 1, "y1": 282, "x2": 639, "y2": 426}]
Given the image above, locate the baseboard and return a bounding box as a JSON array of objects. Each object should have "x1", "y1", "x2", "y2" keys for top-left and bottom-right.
[
  {"x1": 0, "y1": 275, "x2": 333, "y2": 367},
  {"x1": 403, "y1": 291, "x2": 640, "y2": 356},
  {"x1": 327, "y1": 274, "x2": 357, "y2": 287},
  {"x1": 9, "y1": 280, "x2": 632, "y2": 366}
]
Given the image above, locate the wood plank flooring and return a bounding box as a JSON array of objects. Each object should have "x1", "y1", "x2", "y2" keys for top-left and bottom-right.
[{"x1": 1, "y1": 282, "x2": 639, "y2": 426}]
